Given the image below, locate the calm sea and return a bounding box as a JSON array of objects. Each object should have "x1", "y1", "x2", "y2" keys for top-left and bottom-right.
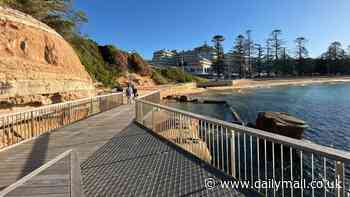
[{"x1": 167, "y1": 82, "x2": 350, "y2": 152}]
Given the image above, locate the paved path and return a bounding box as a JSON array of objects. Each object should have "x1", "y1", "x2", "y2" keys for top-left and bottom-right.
[{"x1": 0, "y1": 104, "x2": 257, "y2": 197}]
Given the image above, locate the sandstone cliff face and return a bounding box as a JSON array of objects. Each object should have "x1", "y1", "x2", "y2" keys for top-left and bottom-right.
[{"x1": 0, "y1": 7, "x2": 95, "y2": 107}]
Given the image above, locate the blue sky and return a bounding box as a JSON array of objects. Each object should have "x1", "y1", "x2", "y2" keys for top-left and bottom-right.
[{"x1": 75, "y1": 0, "x2": 350, "y2": 59}]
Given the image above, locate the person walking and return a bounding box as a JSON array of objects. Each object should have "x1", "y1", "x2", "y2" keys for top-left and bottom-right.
[
  {"x1": 132, "y1": 84, "x2": 138, "y2": 98},
  {"x1": 126, "y1": 84, "x2": 134, "y2": 104}
]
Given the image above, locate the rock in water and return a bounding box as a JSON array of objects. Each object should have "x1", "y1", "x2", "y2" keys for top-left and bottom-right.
[
  {"x1": 256, "y1": 112, "x2": 308, "y2": 139},
  {"x1": 179, "y1": 95, "x2": 188, "y2": 102},
  {"x1": 0, "y1": 7, "x2": 95, "y2": 106}
]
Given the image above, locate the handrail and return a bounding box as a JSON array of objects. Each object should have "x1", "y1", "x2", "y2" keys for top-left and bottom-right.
[
  {"x1": 137, "y1": 99, "x2": 350, "y2": 161},
  {"x1": 136, "y1": 91, "x2": 350, "y2": 197},
  {"x1": 137, "y1": 90, "x2": 161, "y2": 100},
  {"x1": 0, "y1": 92, "x2": 123, "y2": 118},
  {"x1": 0, "y1": 92, "x2": 124, "y2": 150}
]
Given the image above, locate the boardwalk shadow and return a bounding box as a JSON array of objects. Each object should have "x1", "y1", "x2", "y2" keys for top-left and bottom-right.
[{"x1": 18, "y1": 133, "x2": 50, "y2": 179}]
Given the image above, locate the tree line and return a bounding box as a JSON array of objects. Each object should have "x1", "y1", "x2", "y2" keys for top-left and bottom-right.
[
  {"x1": 0, "y1": 0, "x2": 206, "y2": 86},
  {"x1": 2, "y1": 1, "x2": 349, "y2": 79},
  {"x1": 211, "y1": 30, "x2": 350, "y2": 78},
  {"x1": 0, "y1": 0, "x2": 87, "y2": 40}
]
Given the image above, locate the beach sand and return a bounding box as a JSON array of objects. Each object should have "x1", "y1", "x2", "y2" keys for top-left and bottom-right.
[{"x1": 208, "y1": 76, "x2": 350, "y2": 90}]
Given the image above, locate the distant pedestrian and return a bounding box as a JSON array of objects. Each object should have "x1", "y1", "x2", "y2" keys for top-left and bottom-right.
[
  {"x1": 132, "y1": 84, "x2": 138, "y2": 98},
  {"x1": 126, "y1": 85, "x2": 134, "y2": 104}
]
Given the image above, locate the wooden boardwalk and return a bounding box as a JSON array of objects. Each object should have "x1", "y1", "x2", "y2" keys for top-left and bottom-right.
[
  {"x1": 1, "y1": 150, "x2": 82, "y2": 197},
  {"x1": 0, "y1": 104, "x2": 134, "y2": 193},
  {"x1": 0, "y1": 104, "x2": 256, "y2": 197}
]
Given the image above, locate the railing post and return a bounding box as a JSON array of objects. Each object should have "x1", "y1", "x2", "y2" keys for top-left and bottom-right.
[
  {"x1": 69, "y1": 103, "x2": 72, "y2": 124},
  {"x1": 179, "y1": 114, "x2": 183, "y2": 143},
  {"x1": 91, "y1": 97, "x2": 94, "y2": 115},
  {"x1": 140, "y1": 102, "x2": 143, "y2": 124},
  {"x1": 31, "y1": 111, "x2": 34, "y2": 137},
  {"x1": 230, "y1": 130, "x2": 236, "y2": 178},
  {"x1": 152, "y1": 107, "x2": 155, "y2": 130},
  {"x1": 1, "y1": 117, "x2": 4, "y2": 147},
  {"x1": 99, "y1": 97, "x2": 102, "y2": 112},
  {"x1": 135, "y1": 101, "x2": 139, "y2": 123},
  {"x1": 61, "y1": 105, "x2": 64, "y2": 126},
  {"x1": 336, "y1": 161, "x2": 345, "y2": 197}
]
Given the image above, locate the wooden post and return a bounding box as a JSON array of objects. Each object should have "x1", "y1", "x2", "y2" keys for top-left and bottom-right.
[
  {"x1": 38, "y1": 110, "x2": 41, "y2": 134},
  {"x1": 90, "y1": 98, "x2": 93, "y2": 115},
  {"x1": 70, "y1": 103, "x2": 72, "y2": 123},
  {"x1": 61, "y1": 105, "x2": 64, "y2": 127},
  {"x1": 1, "y1": 117, "x2": 5, "y2": 147},
  {"x1": 31, "y1": 111, "x2": 34, "y2": 137},
  {"x1": 135, "y1": 102, "x2": 139, "y2": 123},
  {"x1": 152, "y1": 107, "x2": 155, "y2": 130},
  {"x1": 44, "y1": 109, "x2": 47, "y2": 133},
  {"x1": 4, "y1": 116, "x2": 8, "y2": 146},
  {"x1": 140, "y1": 102, "x2": 144, "y2": 125}
]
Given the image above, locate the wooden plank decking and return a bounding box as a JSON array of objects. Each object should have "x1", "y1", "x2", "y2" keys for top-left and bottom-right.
[
  {"x1": 0, "y1": 150, "x2": 83, "y2": 197},
  {"x1": 0, "y1": 104, "x2": 134, "y2": 192},
  {"x1": 0, "y1": 104, "x2": 256, "y2": 197}
]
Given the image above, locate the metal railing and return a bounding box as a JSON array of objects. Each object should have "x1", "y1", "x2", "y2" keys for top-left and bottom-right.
[
  {"x1": 0, "y1": 93, "x2": 124, "y2": 150},
  {"x1": 135, "y1": 91, "x2": 350, "y2": 197}
]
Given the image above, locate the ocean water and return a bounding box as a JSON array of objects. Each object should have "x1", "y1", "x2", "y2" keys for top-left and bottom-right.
[
  {"x1": 166, "y1": 82, "x2": 350, "y2": 196},
  {"x1": 167, "y1": 82, "x2": 350, "y2": 151}
]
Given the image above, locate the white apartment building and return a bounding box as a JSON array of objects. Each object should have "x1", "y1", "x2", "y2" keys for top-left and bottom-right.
[{"x1": 150, "y1": 43, "x2": 216, "y2": 76}]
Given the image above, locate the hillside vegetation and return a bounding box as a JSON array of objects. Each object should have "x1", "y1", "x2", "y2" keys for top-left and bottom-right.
[
  {"x1": 0, "y1": 0, "x2": 206, "y2": 88},
  {"x1": 152, "y1": 68, "x2": 208, "y2": 85},
  {"x1": 70, "y1": 35, "x2": 203, "y2": 87}
]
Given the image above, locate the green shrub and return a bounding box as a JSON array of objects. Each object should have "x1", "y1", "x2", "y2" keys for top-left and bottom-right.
[
  {"x1": 192, "y1": 75, "x2": 208, "y2": 83},
  {"x1": 71, "y1": 36, "x2": 206, "y2": 87},
  {"x1": 69, "y1": 35, "x2": 119, "y2": 87},
  {"x1": 99, "y1": 45, "x2": 119, "y2": 65},
  {"x1": 151, "y1": 69, "x2": 168, "y2": 85},
  {"x1": 155, "y1": 68, "x2": 208, "y2": 83},
  {"x1": 128, "y1": 53, "x2": 152, "y2": 76},
  {"x1": 160, "y1": 68, "x2": 187, "y2": 82}
]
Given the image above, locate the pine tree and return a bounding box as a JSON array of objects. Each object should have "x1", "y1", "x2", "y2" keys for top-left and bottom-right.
[
  {"x1": 211, "y1": 35, "x2": 225, "y2": 78},
  {"x1": 270, "y1": 29, "x2": 284, "y2": 60},
  {"x1": 233, "y1": 34, "x2": 246, "y2": 78}
]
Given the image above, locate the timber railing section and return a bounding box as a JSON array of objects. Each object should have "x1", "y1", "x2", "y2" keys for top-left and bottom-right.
[
  {"x1": 0, "y1": 93, "x2": 124, "y2": 150},
  {"x1": 136, "y1": 91, "x2": 350, "y2": 197}
]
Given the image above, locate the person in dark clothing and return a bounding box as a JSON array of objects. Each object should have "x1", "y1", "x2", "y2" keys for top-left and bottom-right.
[
  {"x1": 132, "y1": 84, "x2": 138, "y2": 98},
  {"x1": 126, "y1": 84, "x2": 134, "y2": 104}
]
